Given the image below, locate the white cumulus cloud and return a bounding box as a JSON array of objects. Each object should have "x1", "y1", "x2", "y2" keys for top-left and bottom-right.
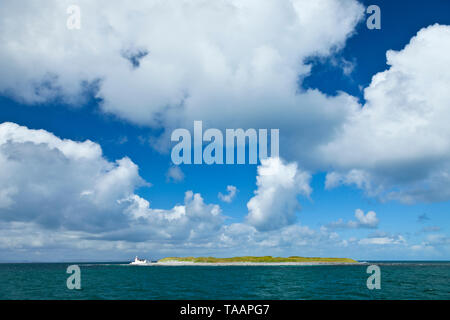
[
  {"x1": 246, "y1": 157, "x2": 311, "y2": 231},
  {"x1": 0, "y1": 122, "x2": 147, "y2": 232},
  {"x1": 321, "y1": 24, "x2": 450, "y2": 203}
]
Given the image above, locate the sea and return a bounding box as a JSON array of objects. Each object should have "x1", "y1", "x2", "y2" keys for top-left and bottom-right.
[{"x1": 0, "y1": 261, "x2": 449, "y2": 300}]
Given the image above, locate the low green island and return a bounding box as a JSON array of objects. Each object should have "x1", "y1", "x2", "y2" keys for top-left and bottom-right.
[{"x1": 157, "y1": 256, "x2": 358, "y2": 264}]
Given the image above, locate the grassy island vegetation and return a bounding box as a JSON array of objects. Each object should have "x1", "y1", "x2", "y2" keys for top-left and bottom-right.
[{"x1": 158, "y1": 256, "x2": 358, "y2": 263}]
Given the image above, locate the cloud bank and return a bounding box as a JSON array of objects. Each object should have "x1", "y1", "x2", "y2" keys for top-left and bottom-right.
[
  {"x1": 0, "y1": 122, "x2": 411, "y2": 261},
  {"x1": 4, "y1": 2, "x2": 450, "y2": 205}
]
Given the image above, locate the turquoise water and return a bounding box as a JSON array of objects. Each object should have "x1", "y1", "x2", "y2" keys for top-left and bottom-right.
[{"x1": 0, "y1": 262, "x2": 449, "y2": 299}]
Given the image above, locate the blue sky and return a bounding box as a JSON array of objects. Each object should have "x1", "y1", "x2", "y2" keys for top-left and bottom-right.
[{"x1": 0, "y1": 0, "x2": 449, "y2": 261}]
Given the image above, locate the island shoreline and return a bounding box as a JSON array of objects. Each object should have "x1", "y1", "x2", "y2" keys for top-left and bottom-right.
[{"x1": 131, "y1": 261, "x2": 365, "y2": 266}]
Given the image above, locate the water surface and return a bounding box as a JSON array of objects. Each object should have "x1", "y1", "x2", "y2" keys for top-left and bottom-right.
[{"x1": 0, "y1": 261, "x2": 448, "y2": 299}]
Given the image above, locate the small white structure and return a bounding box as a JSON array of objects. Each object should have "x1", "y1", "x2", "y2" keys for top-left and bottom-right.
[{"x1": 130, "y1": 256, "x2": 150, "y2": 265}]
